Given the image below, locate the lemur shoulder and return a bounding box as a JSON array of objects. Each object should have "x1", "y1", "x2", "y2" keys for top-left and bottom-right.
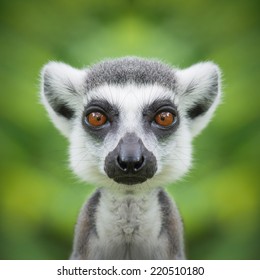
[{"x1": 40, "y1": 57, "x2": 221, "y2": 259}]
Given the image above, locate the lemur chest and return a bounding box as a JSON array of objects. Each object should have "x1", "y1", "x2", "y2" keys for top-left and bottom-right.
[{"x1": 93, "y1": 192, "x2": 167, "y2": 259}]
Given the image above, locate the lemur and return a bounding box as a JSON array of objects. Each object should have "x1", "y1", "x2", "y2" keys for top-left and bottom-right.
[{"x1": 40, "y1": 57, "x2": 221, "y2": 260}]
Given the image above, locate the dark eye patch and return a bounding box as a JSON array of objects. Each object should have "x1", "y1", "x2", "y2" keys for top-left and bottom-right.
[
  {"x1": 142, "y1": 99, "x2": 180, "y2": 140},
  {"x1": 82, "y1": 99, "x2": 119, "y2": 141}
]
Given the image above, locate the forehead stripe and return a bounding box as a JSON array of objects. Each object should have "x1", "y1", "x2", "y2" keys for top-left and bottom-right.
[{"x1": 85, "y1": 57, "x2": 176, "y2": 92}]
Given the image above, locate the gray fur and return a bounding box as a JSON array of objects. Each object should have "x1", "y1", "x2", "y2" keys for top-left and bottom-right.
[
  {"x1": 158, "y1": 189, "x2": 185, "y2": 259},
  {"x1": 85, "y1": 57, "x2": 176, "y2": 91},
  {"x1": 70, "y1": 190, "x2": 101, "y2": 259}
]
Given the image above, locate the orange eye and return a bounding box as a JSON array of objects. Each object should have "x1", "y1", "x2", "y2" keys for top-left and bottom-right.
[
  {"x1": 154, "y1": 112, "x2": 175, "y2": 127},
  {"x1": 87, "y1": 112, "x2": 107, "y2": 127}
]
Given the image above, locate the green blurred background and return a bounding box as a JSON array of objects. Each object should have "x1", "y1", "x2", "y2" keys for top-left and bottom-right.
[{"x1": 0, "y1": 0, "x2": 259, "y2": 259}]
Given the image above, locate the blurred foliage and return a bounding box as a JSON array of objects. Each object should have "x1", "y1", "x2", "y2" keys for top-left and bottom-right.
[{"x1": 0, "y1": 0, "x2": 259, "y2": 259}]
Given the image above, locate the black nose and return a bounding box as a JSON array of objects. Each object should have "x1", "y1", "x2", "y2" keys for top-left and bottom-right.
[
  {"x1": 104, "y1": 133, "x2": 157, "y2": 185},
  {"x1": 116, "y1": 133, "x2": 145, "y2": 173}
]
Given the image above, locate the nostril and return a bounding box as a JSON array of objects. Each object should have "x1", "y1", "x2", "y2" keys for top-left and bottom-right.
[
  {"x1": 117, "y1": 156, "x2": 128, "y2": 171},
  {"x1": 133, "y1": 156, "x2": 144, "y2": 171}
]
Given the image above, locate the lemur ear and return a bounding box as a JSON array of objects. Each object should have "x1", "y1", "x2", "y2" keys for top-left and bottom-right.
[
  {"x1": 40, "y1": 62, "x2": 86, "y2": 137},
  {"x1": 176, "y1": 62, "x2": 221, "y2": 137}
]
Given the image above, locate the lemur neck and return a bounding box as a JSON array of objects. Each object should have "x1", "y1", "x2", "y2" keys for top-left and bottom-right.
[
  {"x1": 97, "y1": 186, "x2": 162, "y2": 221},
  {"x1": 95, "y1": 187, "x2": 162, "y2": 248}
]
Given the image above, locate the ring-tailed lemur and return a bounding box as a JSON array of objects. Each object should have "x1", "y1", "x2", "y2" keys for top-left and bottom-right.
[{"x1": 40, "y1": 57, "x2": 221, "y2": 260}]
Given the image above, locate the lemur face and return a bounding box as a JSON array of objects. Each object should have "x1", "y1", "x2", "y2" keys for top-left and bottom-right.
[
  {"x1": 77, "y1": 83, "x2": 185, "y2": 187},
  {"x1": 41, "y1": 57, "x2": 221, "y2": 191}
]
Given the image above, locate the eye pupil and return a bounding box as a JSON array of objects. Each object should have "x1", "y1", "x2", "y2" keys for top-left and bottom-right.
[{"x1": 87, "y1": 112, "x2": 107, "y2": 127}]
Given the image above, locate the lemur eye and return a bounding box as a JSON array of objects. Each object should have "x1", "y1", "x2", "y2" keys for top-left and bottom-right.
[
  {"x1": 87, "y1": 112, "x2": 107, "y2": 127},
  {"x1": 154, "y1": 112, "x2": 176, "y2": 127}
]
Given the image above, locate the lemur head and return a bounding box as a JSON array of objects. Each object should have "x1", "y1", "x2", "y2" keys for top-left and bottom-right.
[{"x1": 41, "y1": 57, "x2": 221, "y2": 192}]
